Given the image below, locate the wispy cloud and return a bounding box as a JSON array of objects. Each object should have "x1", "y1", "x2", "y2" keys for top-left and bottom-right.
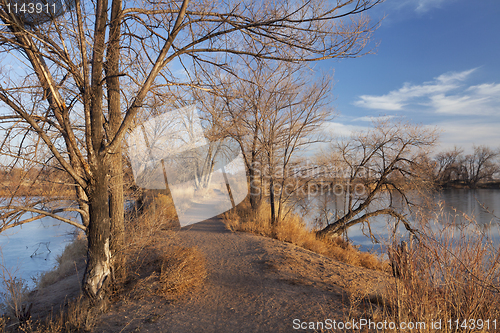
[
  {"x1": 320, "y1": 122, "x2": 369, "y2": 138},
  {"x1": 353, "y1": 68, "x2": 500, "y2": 115},
  {"x1": 388, "y1": 0, "x2": 456, "y2": 14},
  {"x1": 353, "y1": 115, "x2": 396, "y2": 122},
  {"x1": 435, "y1": 120, "x2": 500, "y2": 152},
  {"x1": 413, "y1": 0, "x2": 454, "y2": 13}
]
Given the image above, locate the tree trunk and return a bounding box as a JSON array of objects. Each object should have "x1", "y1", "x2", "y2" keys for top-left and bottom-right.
[
  {"x1": 106, "y1": 0, "x2": 125, "y2": 284},
  {"x1": 249, "y1": 122, "x2": 261, "y2": 210},
  {"x1": 83, "y1": 162, "x2": 112, "y2": 303},
  {"x1": 84, "y1": 0, "x2": 112, "y2": 302},
  {"x1": 109, "y1": 156, "x2": 125, "y2": 282},
  {"x1": 269, "y1": 175, "x2": 276, "y2": 226},
  {"x1": 249, "y1": 159, "x2": 261, "y2": 210}
]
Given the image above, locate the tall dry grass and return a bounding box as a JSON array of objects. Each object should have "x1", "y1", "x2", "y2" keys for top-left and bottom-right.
[
  {"x1": 121, "y1": 192, "x2": 207, "y2": 300},
  {"x1": 0, "y1": 265, "x2": 30, "y2": 324},
  {"x1": 223, "y1": 199, "x2": 388, "y2": 271},
  {"x1": 348, "y1": 209, "x2": 500, "y2": 333}
]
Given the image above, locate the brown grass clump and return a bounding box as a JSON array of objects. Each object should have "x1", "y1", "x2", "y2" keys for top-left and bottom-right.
[
  {"x1": 125, "y1": 245, "x2": 207, "y2": 300},
  {"x1": 129, "y1": 192, "x2": 179, "y2": 231},
  {"x1": 122, "y1": 192, "x2": 207, "y2": 300},
  {"x1": 223, "y1": 199, "x2": 388, "y2": 271}
]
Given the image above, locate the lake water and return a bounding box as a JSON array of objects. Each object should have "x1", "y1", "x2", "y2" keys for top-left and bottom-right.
[
  {"x1": 0, "y1": 214, "x2": 78, "y2": 304},
  {"x1": 298, "y1": 188, "x2": 500, "y2": 253}
]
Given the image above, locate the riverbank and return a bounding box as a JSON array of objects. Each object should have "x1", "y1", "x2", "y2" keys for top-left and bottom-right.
[{"x1": 437, "y1": 180, "x2": 500, "y2": 189}]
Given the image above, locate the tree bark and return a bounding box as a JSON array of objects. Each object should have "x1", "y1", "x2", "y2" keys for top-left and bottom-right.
[
  {"x1": 83, "y1": 162, "x2": 111, "y2": 302},
  {"x1": 249, "y1": 122, "x2": 261, "y2": 210},
  {"x1": 83, "y1": 0, "x2": 111, "y2": 302},
  {"x1": 106, "y1": 0, "x2": 126, "y2": 284}
]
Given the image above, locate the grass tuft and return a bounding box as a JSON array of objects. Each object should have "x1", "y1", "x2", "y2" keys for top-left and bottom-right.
[{"x1": 121, "y1": 192, "x2": 207, "y2": 300}]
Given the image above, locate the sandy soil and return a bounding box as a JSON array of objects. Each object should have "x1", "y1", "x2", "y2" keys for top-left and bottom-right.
[{"x1": 93, "y1": 218, "x2": 390, "y2": 333}]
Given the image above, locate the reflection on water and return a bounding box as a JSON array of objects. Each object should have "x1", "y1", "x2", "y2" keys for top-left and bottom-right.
[
  {"x1": 437, "y1": 189, "x2": 500, "y2": 226},
  {"x1": 299, "y1": 189, "x2": 500, "y2": 253}
]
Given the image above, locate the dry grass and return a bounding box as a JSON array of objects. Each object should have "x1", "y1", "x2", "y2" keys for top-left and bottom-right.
[
  {"x1": 0, "y1": 266, "x2": 30, "y2": 323},
  {"x1": 384, "y1": 220, "x2": 499, "y2": 332},
  {"x1": 344, "y1": 210, "x2": 500, "y2": 333},
  {"x1": 7, "y1": 295, "x2": 96, "y2": 333},
  {"x1": 125, "y1": 245, "x2": 207, "y2": 300},
  {"x1": 121, "y1": 192, "x2": 207, "y2": 300},
  {"x1": 223, "y1": 199, "x2": 388, "y2": 271}
]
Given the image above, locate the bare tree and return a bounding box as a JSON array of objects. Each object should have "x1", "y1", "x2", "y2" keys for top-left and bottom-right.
[
  {"x1": 195, "y1": 60, "x2": 332, "y2": 224},
  {"x1": 0, "y1": 0, "x2": 382, "y2": 302},
  {"x1": 434, "y1": 145, "x2": 499, "y2": 187},
  {"x1": 461, "y1": 146, "x2": 499, "y2": 187},
  {"x1": 316, "y1": 120, "x2": 438, "y2": 238},
  {"x1": 435, "y1": 147, "x2": 463, "y2": 184},
  {"x1": 257, "y1": 64, "x2": 331, "y2": 226}
]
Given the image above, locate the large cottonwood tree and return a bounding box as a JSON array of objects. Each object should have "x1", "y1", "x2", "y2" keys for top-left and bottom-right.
[{"x1": 0, "y1": 0, "x2": 381, "y2": 302}]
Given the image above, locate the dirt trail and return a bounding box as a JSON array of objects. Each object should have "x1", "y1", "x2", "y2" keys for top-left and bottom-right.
[{"x1": 96, "y1": 218, "x2": 389, "y2": 332}]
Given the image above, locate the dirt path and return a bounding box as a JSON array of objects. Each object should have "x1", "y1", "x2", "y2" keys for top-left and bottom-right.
[{"x1": 95, "y1": 218, "x2": 389, "y2": 332}]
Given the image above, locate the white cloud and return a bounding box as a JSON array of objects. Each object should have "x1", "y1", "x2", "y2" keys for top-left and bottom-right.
[
  {"x1": 467, "y1": 83, "x2": 500, "y2": 96},
  {"x1": 353, "y1": 68, "x2": 500, "y2": 116},
  {"x1": 390, "y1": 0, "x2": 455, "y2": 14},
  {"x1": 320, "y1": 121, "x2": 369, "y2": 138},
  {"x1": 353, "y1": 115, "x2": 396, "y2": 122},
  {"x1": 430, "y1": 82, "x2": 500, "y2": 115},
  {"x1": 415, "y1": 0, "x2": 453, "y2": 13},
  {"x1": 435, "y1": 120, "x2": 500, "y2": 153},
  {"x1": 354, "y1": 94, "x2": 404, "y2": 110},
  {"x1": 354, "y1": 69, "x2": 475, "y2": 111},
  {"x1": 436, "y1": 68, "x2": 476, "y2": 84},
  {"x1": 430, "y1": 94, "x2": 491, "y2": 115}
]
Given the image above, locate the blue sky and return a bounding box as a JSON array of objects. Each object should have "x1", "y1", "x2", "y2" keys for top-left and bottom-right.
[{"x1": 320, "y1": 0, "x2": 500, "y2": 153}]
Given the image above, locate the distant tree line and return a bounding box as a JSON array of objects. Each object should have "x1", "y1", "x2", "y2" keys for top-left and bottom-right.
[{"x1": 434, "y1": 146, "x2": 500, "y2": 188}]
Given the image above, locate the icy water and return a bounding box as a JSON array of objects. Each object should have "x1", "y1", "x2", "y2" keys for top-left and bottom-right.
[{"x1": 0, "y1": 208, "x2": 79, "y2": 305}]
